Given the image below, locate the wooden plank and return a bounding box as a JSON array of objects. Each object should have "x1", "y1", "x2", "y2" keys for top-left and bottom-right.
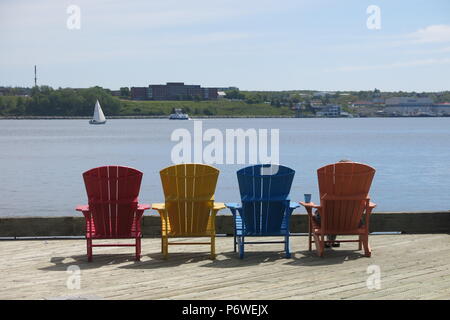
[{"x1": 0, "y1": 234, "x2": 449, "y2": 300}]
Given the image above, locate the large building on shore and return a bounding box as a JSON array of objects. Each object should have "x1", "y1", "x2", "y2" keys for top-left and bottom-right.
[
  {"x1": 131, "y1": 82, "x2": 218, "y2": 100},
  {"x1": 384, "y1": 97, "x2": 450, "y2": 116}
]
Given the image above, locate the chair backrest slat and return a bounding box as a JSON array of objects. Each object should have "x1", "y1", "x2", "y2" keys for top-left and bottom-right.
[
  {"x1": 237, "y1": 164, "x2": 295, "y2": 235},
  {"x1": 82, "y1": 166, "x2": 143, "y2": 237},
  {"x1": 160, "y1": 164, "x2": 219, "y2": 234},
  {"x1": 317, "y1": 162, "x2": 375, "y2": 233}
]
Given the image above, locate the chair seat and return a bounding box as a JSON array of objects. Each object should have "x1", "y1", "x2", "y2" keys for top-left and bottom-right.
[
  {"x1": 234, "y1": 214, "x2": 289, "y2": 236},
  {"x1": 160, "y1": 217, "x2": 215, "y2": 237},
  {"x1": 312, "y1": 227, "x2": 367, "y2": 236},
  {"x1": 85, "y1": 218, "x2": 141, "y2": 239}
]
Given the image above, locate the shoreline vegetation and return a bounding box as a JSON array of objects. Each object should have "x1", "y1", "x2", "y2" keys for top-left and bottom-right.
[
  {"x1": 0, "y1": 115, "x2": 295, "y2": 119},
  {"x1": 1, "y1": 114, "x2": 450, "y2": 120},
  {"x1": 1, "y1": 85, "x2": 450, "y2": 118}
]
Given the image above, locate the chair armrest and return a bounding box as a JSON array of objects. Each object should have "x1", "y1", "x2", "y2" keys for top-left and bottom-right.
[
  {"x1": 75, "y1": 205, "x2": 89, "y2": 212},
  {"x1": 225, "y1": 203, "x2": 241, "y2": 210},
  {"x1": 213, "y1": 202, "x2": 226, "y2": 210},
  {"x1": 366, "y1": 202, "x2": 376, "y2": 217},
  {"x1": 299, "y1": 201, "x2": 321, "y2": 209},
  {"x1": 151, "y1": 203, "x2": 165, "y2": 211},
  {"x1": 299, "y1": 201, "x2": 321, "y2": 216},
  {"x1": 289, "y1": 201, "x2": 300, "y2": 209},
  {"x1": 138, "y1": 204, "x2": 151, "y2": 211}
]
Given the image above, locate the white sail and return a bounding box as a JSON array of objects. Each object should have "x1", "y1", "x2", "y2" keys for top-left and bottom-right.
[{"x1": 91, "y1": 100, "x2": 106, "y2": 124}]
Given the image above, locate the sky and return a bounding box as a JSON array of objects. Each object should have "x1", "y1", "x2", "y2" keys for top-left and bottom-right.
[{"x1": 1, "y1": 0, "x2": 449, "y2": 91}]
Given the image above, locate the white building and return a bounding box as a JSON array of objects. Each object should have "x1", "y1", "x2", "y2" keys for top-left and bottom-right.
[
  {"x1": 384, "y1": 97, "x2": 450, "y2": 116},
  {"x1": 313, "y1": 91, "x2": 334, "y2": 98},
  {"x1": 217, "y1": 91, "x2": 227, "y2": 99},
  {"x1": 314, "y1": 105, "x2": 341, "y2": 117},
  {"x1": 433, "y1": 103, "x2": 450, "y2": 116}
]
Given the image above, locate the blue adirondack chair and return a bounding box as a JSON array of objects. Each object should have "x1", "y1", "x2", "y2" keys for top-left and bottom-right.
[{"x1": 226, "y1": 164, "x2": 299, "y2": 258}]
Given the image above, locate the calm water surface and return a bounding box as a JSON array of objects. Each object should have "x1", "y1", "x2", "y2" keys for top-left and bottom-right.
[{"x1": 0, "y1": 118, "x2": 449, "y2": 216}]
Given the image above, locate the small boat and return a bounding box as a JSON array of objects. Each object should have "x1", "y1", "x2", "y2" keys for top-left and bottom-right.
[
  {"x1": 89, "y1": 100, "x2": 106, "y2": 124},
  {"x1": 169, "y1": 108, "x2": 190, "y2": 120}
]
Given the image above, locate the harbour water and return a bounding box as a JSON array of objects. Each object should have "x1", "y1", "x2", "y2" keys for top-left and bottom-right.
[{"x1": 0, "y1": 118, "x2": 449, "y2": 216}]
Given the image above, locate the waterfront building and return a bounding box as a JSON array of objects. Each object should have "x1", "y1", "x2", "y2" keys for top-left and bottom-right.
[
  {"x1": 433, "y1": 103, "x2": 450, "y2": 116},
  {"x1": 314, "y1": 104, "x2": 341, "y2": 117},
  {"x1": 313, "y1": 91, "x2": 334, "y2": 97},
  {"x1": 310, "y1": 99, "x2": 323, "y2": 106},
  {"x1": 0, "y1": 87, "x2": 31, "y2": 96},
  {"x1": 352, "y1": 100, "x2": 374, "y2": 107},
  {"x1": 216, "y1": 86, "x2": 239, "y2": 91},
  {"x1": 130, "y1": 87, "x2": 151, "y2": 100},
  {"x1": 384, "y1": 97, "x2": 434, "y2": 116},
  {"x1": 372, "y1": 98, "x2": 385, "y2": 105},
  {"x1": 352, "y1": 98, "x2": 385, "y2": 107},
  {"x1": 131, "y1": 82, "x2": 218, "y2": 100},
  {"x1": 202, "y1": 87, "x2": 218, "y2": 100}
]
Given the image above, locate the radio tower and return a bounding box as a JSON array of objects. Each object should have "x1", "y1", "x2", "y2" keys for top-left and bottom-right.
[{"x1": 34, "y1": 65, "x2": 37, "y2": 87}]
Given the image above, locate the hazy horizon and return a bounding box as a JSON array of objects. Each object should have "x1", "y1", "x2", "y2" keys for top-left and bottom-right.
[{"x1": 1, "y1": 0, "x2": 449, "y2": 92}]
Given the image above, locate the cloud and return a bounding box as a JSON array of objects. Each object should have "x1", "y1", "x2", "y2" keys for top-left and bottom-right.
[
  {"x1": 0, "y1": 0, "x2": 280, "y2": 66},
  {"x1": 327, "y1": 57, "x2": 450, "y2": 72},
  {"x1": 159, "y1": 32, "x2": 254, "y2": 46},
  {"x1": 408, "y1": 46, "x2": 450, "y2": 55},
  {"x1": 0, "y1": 0, "x2": 293, "y2": 32},
  {"x1": 407, "y1": 24, "x2": 450, "y2": 44}
]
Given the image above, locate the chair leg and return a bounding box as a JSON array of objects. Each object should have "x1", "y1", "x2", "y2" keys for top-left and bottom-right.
[
  {"x1": 358, "y1": 235, "x2": 362, "y2": 250},
  {"x1": 162, "y1": 236, "x2": 169, "y2": 259},
  {"x1": 210, "y1": 235, "x2": 216, "y2": 260},
  {"x1": 313, "y1": 233, "x2": 324, "y2": 257},
  {"x1": 135, "y1": 237, "x2": 141, "y2": 261},
  {"x1": 308, "y1": 231, "x2": 312, "y2": 251},
  {"x1": 308, "y1": 218, "x2": 312, "y2": 251},
  {"x1": 319, "y1": 235, "x2": 325, "y2": 257},
  {"x1": 362, "y1": 235, "x2": 371, "y2": 257},
  {"x1": 238, "y1": 236, "x2": 244, "y2": 259},
  {"x1": 87, "y1": 239, "x2": 93, "y2": 262},
  {"x1": 285, "y1": 235, "x2": 291, "y2": 258},
  {"x1": 233, "y1": 234, "x2": 237, "y2": 252}
]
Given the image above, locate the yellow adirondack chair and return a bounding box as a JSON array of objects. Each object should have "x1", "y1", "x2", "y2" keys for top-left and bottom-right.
[{"x1": 152, "y1": 164, "x2": 225, "y2": 259}]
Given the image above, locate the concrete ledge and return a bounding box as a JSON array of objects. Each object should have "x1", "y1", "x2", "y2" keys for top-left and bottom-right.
[{"x1": 0, "y1": 212, "x2": 449, "y2": 237}]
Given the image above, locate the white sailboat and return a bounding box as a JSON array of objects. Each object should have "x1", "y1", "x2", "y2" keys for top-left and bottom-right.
[{"x1": 89, "y1": 100, "x2": 106, "y2": 124}]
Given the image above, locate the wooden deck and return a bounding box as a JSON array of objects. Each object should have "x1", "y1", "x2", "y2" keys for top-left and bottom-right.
[{"x1": 0, "y1": 234, "x2": 449, "y2": 300}]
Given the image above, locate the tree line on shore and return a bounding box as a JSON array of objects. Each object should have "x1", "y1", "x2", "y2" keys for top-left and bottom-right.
[
  {"x1": 1, "y1": 85, "x2": 449, "y2": 117},
  {"x1": 0, "y1": 86, "x2": 120, "y2": 116}
]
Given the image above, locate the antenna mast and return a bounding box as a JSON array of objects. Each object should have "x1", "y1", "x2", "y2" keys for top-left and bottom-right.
[{"x1": 34, "y1": 65, "x2": 37, "y2": 87}]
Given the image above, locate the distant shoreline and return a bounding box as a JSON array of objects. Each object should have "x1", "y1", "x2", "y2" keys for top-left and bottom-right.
[
  {"x1": 0, "y1": 115, "x2": 295, "y2": 120},
  {"x1": 0, "y1": 115, "x2": 449, "y2": 120},
  {"x1": 0, "y1": 115, "x2": 311, "y2": 120}
]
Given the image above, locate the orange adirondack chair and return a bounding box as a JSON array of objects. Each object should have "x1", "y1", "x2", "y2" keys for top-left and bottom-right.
[
  {"x1": 300, "y1": 162, "x2": 376, "y2": 257},
  {"x1": 152, "y1": 164, "x2": 225, "y2": 259},
  {"x1": 76, "y1": 166, "x2": 150, "y2": 262}
]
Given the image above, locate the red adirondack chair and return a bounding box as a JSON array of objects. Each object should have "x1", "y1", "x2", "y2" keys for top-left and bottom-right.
[
  {"x1": 76, "y1": 166, "x2": 150, "y2": 262},
  {"x1": 300, "y1": 162, "x2": 376, "y2": 257}
]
